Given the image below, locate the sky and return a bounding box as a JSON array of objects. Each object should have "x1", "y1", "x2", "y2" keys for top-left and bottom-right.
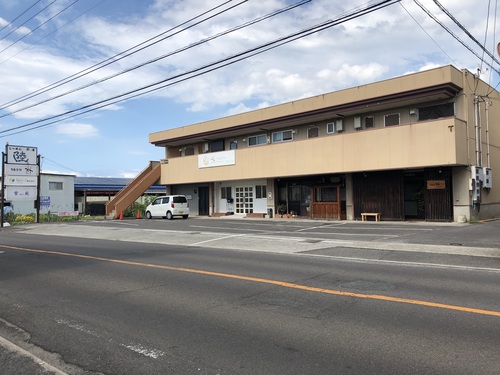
[{"x1": 0, "y1": 0, "x2": 498, "y2": 177}]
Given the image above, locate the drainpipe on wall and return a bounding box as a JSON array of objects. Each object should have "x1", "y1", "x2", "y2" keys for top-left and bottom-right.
[
  {"x1": 485, "y1": 100, "x2": 491, "y2": 168},
  {"x1": 474, "y1": 94, "x2": 481, "y2": 167}
]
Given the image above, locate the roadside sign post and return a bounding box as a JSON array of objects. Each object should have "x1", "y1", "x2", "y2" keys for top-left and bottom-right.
[{"x1": 1, "y1": 144, "x2": 40, "y2": 227}]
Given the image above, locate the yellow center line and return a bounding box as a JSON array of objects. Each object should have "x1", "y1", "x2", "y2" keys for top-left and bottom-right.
[{"x1": 3, "y1": 244, "x2": 500, "y2": 318}]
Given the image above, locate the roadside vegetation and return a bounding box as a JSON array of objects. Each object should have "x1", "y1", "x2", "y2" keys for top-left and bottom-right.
[{"x1": 3, "y1": 196, "x2": 157, "y2": 225}]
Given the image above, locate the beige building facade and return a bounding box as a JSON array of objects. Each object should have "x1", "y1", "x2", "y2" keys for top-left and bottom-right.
[{"x1": 149, "y1": 65, "x2": 500, "y2": 222}]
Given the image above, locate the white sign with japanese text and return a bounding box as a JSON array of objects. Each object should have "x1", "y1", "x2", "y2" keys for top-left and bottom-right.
[
  {"x1": 6, "y1": 145, "x2": 37, "y2": 165},
  {"x1": 5, "y1": 186, "x2": 37, "y2": 201},
  {"x1": 4, "y1": 164, "x2": 39, "y2": 176},
  {"x1": 5, "y1": 176, "x2": 38, "y2": 186},
  {"x1": 198, "y1": 150, "x2": 235, "y2": 169}
]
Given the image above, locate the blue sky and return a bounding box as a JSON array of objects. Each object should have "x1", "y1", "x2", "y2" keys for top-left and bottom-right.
[{"x1": 0, "y1": 0, "x2": 498, "y2": 177}]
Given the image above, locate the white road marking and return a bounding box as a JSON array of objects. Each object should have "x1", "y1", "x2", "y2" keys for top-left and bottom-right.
[
  {"x1": 190, "y1": 234, "x2": 245, "y2": 246},
  {"x1": 56, "y1": 318, "x2": 164, "y2": 360},
  {"x1": 301, "y1": 253, "x2": 500, "y2": 273},
  {"x1": 122, "y1": 343, "x2": 165, "y2": 359}
]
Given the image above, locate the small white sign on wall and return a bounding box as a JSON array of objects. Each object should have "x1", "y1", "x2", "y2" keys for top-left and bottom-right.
[{"x1": 198, "y1": 150, "x2": 235, "y2": 169}]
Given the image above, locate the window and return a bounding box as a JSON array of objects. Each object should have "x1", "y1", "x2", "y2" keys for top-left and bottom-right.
[
  {"x1": 364, "y1": 116, "x2": 374, "y2": 128},
  {"x1": 184, "y1": 146, "x2": 194, "y2": 156},
  {"x1": 308, "y1": 127, "x2": 319, "y2": 138},
  {"x1": 384, "y1": 113, "x2": 400, "y2": 126},
  {"x1": 49, "y1": 181, "x2": 63, "y2": 190},
  {"x1": 326, "y1": 122, "x2": 335, "y2": 134},
  {"x1": 314, "y1": 186, "x2": 337, "y2": 202},
  {"x1": 221, "y1": 187, "x2": 232, "y2": 199},
  {"x1": 255, "y1": 185, "x2": 267, "y2": 199},
  {"x1": 272, "y1": 130, "x2": 293, "y2": 143},
  {"x1": 229, "y1": 141, "x2": 238, "y2": 150},
  {"x1": 418, "y1": 103, "x2": 454, "y2": 121},
  {"x1": 248, "y1": 134, "x2": 267, "y2": 147},
  {"x1": 210, "y1": 139, "x2": 225, "y2": 152},
  {"x1": 173, "y1": 196, "x2": 187, "y2": 203}
]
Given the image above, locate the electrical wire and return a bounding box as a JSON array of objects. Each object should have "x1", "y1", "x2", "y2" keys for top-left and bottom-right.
[
  {"x1": 0, "y1": 0, "x2": 108, "y2": 66},
  {"x1": 432, "y1": 0, "x2": 500, "y2": 67},
  {"x1": 413, "y1": 0, "x2": 500, "y2": 75},
  {"x1": 0, "y1": 0, "x2": 243, "y2": 111},
  {"x1": 0, "y1": 0, "x2": 43, "y2": 34},
  {"x1": 0, "y1": 0, "x2": 57, "y2": 43},
  {"x1": 0, "y1": 0, "x2": 311, "y2": 120},
  {"x1": 399, "y1": 2, "x2": 457, "y2": 66},
  {"x1": 0, "y1": 0, "x2": 80, "y2": 55},
  {"x1": 0, "y1": 0, "x2": 402, "y2": 137}
]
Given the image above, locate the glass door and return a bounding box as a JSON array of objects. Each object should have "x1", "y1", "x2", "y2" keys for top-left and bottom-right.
[{"x1": 235, "y1": 186, "x2": 253, "y2": 214}]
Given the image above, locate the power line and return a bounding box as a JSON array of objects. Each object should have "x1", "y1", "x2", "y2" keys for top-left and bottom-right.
[
  {"x1": 0, "y1": 0, "x2": 57, "y2": 44},
  {"x1": 0, "y1": 0, "x2": 80, "y2": 55},
  {"x1": 432, "y1": 0, "x2": 500, "y2": 67},
  {"x1": 413, "y1": 0, "x2": 500, "y2": 75},
  {"x1": 0, "y1": 0, "x2": 243, "y2": 111},
  {"x1": 0, "y1": 0, "x2": 108, "y2": 66},
  {"x1": 0, "y1": 0, "x2": 310, "y2": 120},
  {"x1": 399, "y1": 2, "x2": 458, "y2": 66},
  {"x1": 0, "y1": 0, "x2": 43, "y2": 34},
  {"x1": 0, "y1": 0, "x2": 402, "y2": 137}
]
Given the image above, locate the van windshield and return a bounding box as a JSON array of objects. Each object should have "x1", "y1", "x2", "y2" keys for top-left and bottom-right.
[{"x1": 173, "y1": 196, "x2": 187, "y2": 203}]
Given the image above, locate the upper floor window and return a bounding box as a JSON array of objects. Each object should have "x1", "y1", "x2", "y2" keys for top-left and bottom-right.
[
  {"x1": 210, "y1": 139, "x2": 225, "y2": 152},
  {"x1": 49, "y1": 181, "x2": 63, "y2": 190},
  {"x1": 384, "y1": 113, "x2": 400, "y2": 126},
  {"x1": 364, "y1": 116, "x2": 374, "y2": 128},
  {"x1": 272, "y1": 130, "x2": 293, "y2": 143},
  {"x1": 184, "y1": 146, "x2": 194, "y2": 156},
  {"x1": 229, "y1": 141, "x2": 238, "y2": 150},
  {"x1": 308, "y1": 127, "x2": 319, "y2": 138},
  {"x1": 418, "y1": 103, "x2": 454, "y2": 121},
  {"x1": 248, "y1": 134, "x2": 267, "y2": 147},
  {"x1": 326, "y1": 122, "x2": 335, "y2": 134}
]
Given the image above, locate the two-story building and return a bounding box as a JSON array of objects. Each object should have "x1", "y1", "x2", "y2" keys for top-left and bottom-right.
[{"x1": 148, "y1": 65, "x2": 500, "y2": 222}]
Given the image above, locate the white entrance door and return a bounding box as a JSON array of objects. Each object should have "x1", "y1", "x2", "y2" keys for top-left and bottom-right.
[{"x1": 235, "y1": 186, "x2": 253, "y2": 214}]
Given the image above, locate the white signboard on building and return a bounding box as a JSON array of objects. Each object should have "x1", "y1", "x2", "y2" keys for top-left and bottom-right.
[
  {"x1": 5, "y1": 186, "x2": 38, "y2": 201},
  {"x1": 5, "y1": 164, "x2": 39, "y2": 176},
  {"x1": 198, "y1": 150, "x2": 235, "y2": 169},
  {"x1": 5, "y1": 176, "x2": 38, "y2": 186},
  {"x1": 6, "y1": 145, "x2": 37, "y2": 165}
]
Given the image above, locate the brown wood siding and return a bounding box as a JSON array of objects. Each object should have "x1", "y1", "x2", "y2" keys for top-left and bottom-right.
[
  {"x1": 353, "y1": 171, "x2": 404, "y2": 220},
  {"x1": 424, "y1": 168, "x2": 453, "y2": 221},
  {"x1": 311, "y1": 202, "x2": 340, "y2": 219},
  {"x1": 310, "y1": 186, "x2": 340, "y2": 219}
]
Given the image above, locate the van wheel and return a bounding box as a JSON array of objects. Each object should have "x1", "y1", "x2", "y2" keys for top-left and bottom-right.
[
  {"x1": 166, "y1": 211, "x2": 173, "y2": 220},
  {"x1": 182, "y1": 215, "x2": 188, "y2": 219},
  {"x1": 145, "y1": 211, "x2": 152, "y2": 219}
]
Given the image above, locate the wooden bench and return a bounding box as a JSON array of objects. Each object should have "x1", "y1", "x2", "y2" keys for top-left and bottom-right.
[{"x1": 361, "y1": 212, "x2": 381, "y2": 222}]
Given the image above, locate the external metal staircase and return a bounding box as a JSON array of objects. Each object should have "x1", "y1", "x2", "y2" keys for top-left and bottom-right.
[{"x1": 105, "y1": 161, "x2": 162, "y2": 219}]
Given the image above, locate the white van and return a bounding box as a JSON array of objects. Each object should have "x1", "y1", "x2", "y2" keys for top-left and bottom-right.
[{"x1": 145, "y1": 195, "x2": 189, "y2": 220}]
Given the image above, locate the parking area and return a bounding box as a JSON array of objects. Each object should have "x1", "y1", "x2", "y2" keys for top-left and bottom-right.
[{"x1": 11, "y1": 217, "x2": 500, "y2": 258}]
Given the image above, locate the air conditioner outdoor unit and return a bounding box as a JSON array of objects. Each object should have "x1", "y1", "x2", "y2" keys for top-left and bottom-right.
[
  {"x1": 354, "y1": 116, "x2": 361, "y2": 129},
  {"x1": 335, "y1": 119, "x2": 344, "y2": 132}
]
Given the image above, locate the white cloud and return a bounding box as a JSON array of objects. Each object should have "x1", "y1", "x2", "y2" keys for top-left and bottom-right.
[
  {"x1": 55, "y1": 123, "x2": 99, "y2": 138},
  {"x1": 0, "y1": 0, "x2": 497, "y2": 177}
]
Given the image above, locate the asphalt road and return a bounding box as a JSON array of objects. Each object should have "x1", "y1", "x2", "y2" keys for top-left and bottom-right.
[{"x1": 0, "y1": 217, "x2": 499, "y2": 374}]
